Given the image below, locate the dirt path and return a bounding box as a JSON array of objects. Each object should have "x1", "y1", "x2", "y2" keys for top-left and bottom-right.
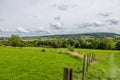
[
  {"x1": 66, "y1": 51, "x2": 84, "y2": 59},
  {"x1": 108, "y1": 53, "x2": 120, "y2": 80},
  {"x1": 66, "y1": 51, "x2": 109, "y2": 64}
]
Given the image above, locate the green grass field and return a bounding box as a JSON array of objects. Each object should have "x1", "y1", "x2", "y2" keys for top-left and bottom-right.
[
  {"x1": 0, "y1": 47, "x2": 82, "y2": 80},
  {"x1": 0, "y1": 47, "x2": 120, "y2": 80},
  {"x1": 74, "y1": 48, "x2": 120, "y2": 80},
  {"x1": 85, "y1": 53, "x2": 120, "y2": 80}
]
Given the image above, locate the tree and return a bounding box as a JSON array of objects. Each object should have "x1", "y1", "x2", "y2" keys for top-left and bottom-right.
[
  {"x1": 68, "y1": 39, "x2": 76, "y2": 46},
  {"x1": 79, "y1": 38, "x2": 87, "y2": 48},
  {"x1": 97, "y1": 42, "x2": 106, "y2": 49},
  {"x1": 90, "y1": 39, "x2": 100, "y2": 49},
  {"x1": 9, "y1": 35, "x2": 21, "y2": 47},
  {"x1": 97, "y1": 37, "x2": 113, "y2": 49},
  {"x1": 75, "y1": 41, "x2": 80, "y2": 48},
  {"x1": 103, "y1": 37, "x2": 113, "y2": 49},
  {"x1": 57, "y1": 39, "x2": 63, "y2": 48},
  {"x1": 0, "y1": 40, "x2": 10, "y2": 46},
  {"x1": 115, "y1": 41, "x2": 120, "y2": 50},
  {"x1": 0, "y1": 41, "x2": 2, "y2": 46},
  {"x1": 62, "y1": 40, "x2": 68, "y2": 48}
]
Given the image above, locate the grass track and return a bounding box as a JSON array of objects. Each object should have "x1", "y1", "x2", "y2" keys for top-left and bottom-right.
[{"x1": 85, "y1": 52, "x2": 120, "y2": 80}]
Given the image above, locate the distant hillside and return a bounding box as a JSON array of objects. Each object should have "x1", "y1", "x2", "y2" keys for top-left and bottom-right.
[
  {"x1": 50, "y1": 32, "x2": 120, "y2": 38},
  {"x1": 1, "y1": 32, "x2": 120, "y2": 40}
]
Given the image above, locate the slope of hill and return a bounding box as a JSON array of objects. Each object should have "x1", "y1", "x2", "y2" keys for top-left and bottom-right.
[
  {"x1": 45, "y1": 32, "x2": 120, "y2": 38},
  {"x1": 1, "y1": 32, "x2": 120, "y2": 40}
]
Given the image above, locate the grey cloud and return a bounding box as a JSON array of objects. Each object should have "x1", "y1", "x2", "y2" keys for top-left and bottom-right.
[
  {"x1": 49, "y1": 22, "x2": 63, "y2": 29},
  {"x1": 56, "y1": 4, "x2": 68, "y2": 11},
  {"x1": 0, "y1": 18, "x2": 4, "y2": 22},
  {"x1": 54, "y1": 16, "x2": 61, "y2": 21},
  {"x1": 51, "y1": 3, "x2": 76, "y2": 11},
  {"x1": 49, "y1": 16, "x2": 64, "y2": 29},
  {"x1": 98, "y1": 12, "x2": 111, "y2": 17},
  {"x1": 77, "y1": 23, "x2": 92, "y2": 28},
  {"x1": 77, "y1": 21, "x2": 103, "y2": 28},
  {"x1": 106, "y1": 18, "x2": 120, "y2": 25}
]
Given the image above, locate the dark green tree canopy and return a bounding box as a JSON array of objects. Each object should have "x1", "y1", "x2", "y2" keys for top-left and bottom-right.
[
  {"x1": 115, "y1": 41, "x2": 120, "y2": 50},
  {"x1": 9, "y1": 35, "x2": 21, "y2": 47}
]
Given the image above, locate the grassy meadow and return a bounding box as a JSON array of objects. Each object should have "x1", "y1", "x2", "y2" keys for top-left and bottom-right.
[
  {"x1": 0, "y1": 47, "x2": 120, "y2": 80},
  {"x1": 85, "y1": 52, "x2": 120, "y2": 80}
]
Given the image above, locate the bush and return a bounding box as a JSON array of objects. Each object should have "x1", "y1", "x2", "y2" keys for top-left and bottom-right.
[
  {"x1": 59, "y1": 51, "x2": 65, "y2": 54},
  {"x1": 41, "y1": 48, "x2": 46, "y2": 52},
  {"x1": 67, "y1": 45, "x2": 74, "y2": 51}
]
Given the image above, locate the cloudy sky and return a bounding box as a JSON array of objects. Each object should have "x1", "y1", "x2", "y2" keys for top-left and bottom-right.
[{"x1": 0, "y1": 0, "x2": 120, "y2": 37}]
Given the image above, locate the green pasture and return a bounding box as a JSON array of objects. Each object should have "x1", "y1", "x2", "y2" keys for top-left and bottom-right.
[
  {"x1": 85, "y1": 52, "x2": 120, "y2": 80},
  {"x1": 0, "y1": 47, "x2": 82, "y2": 80},
  {"x1": 0, "y1": 47, "x2": 120, "y2": 80}
]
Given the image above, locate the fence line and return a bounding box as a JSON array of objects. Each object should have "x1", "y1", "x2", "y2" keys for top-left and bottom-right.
[{"x1": 63, "y1": 53, "x2": 96, "y2": 80}]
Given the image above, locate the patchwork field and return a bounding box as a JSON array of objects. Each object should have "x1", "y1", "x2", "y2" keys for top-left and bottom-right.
[{"x1": 0, "y1": 47, "x2": 120, "y2": 80}]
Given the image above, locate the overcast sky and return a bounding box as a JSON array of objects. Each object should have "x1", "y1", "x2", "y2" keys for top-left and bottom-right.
[{"x1": 0, "y1": 0, "x2": 120, "y2": 37}]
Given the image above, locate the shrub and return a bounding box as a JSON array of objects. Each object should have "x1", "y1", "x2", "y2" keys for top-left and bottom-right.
[
  {"x1": 41, "y1": 48, "x2": 46, "y2": 52},
  {"x1": 67, "y1": 45, "x2": 74, "y2": 51}
]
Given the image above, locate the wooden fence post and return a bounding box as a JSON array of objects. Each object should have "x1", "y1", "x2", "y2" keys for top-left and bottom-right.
[
  {"x1": 91, "y1": 53, "x2": 94, "y2": 62},
  {"x1": 86, "y1": 54, "x2": 89, "y2": 71},
  {"x1": 63, "y1": 67, "x2": 73, "y2": 80},
  {"x1": 94, "y1": 53, "x2": 96, "y2": 61},
  {"x1": 88, "y1": 54, "x2": 91, "y2": 66},
  {"x1": 82, "y1": 55, "x2": 86, "y2": 80},
  {"x1": 90, "y1": 53, "x2": 92, "y2": 63},
  {"x1": 70, "y1": 68, "x2": 73, "y2": 80}
]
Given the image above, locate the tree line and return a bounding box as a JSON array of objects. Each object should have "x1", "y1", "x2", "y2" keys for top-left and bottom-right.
[{"x1": 0, "y1": 35, "x2": 120, "y2": 50}]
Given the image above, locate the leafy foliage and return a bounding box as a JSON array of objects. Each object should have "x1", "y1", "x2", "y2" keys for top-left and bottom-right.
[
  {"x1": 115, "y1": 41, "x2": 120, "y2": 50},
  {"x1": 0, "y1": 33, "x2": 120, "y2": 50},
  {"x1": 8, "y1": 35, "x2": 22, "y2": 47}
]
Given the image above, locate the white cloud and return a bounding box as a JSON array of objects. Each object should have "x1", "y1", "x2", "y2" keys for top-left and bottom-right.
[
  {"x1": 36, "y1": 27, "x2": 45, "y2": 32},
  {"x1": 16, "y1": 27, "x2": 29, "y2": 33},
  {"x1": 0, "y1": 0, "x2": 120, "y2": 36},
  {"x1": 0, "y1": 18, "x2": 4, "y2": 22},
  {"x1": 0, "y1": 27, "x2": 9, "y2": 32},
  {"x1": 92, "y1": 21, "x2": 103, "y2": 26},
  {"x1": 38, "y1": 27, "x2": 44, "y2": 30},
  {"x1": 0, "y1": 27, "x2": 5, "y2": 32},
  {"x1": 35, "y1": 26, "x2": 55, "y2": 35}
]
